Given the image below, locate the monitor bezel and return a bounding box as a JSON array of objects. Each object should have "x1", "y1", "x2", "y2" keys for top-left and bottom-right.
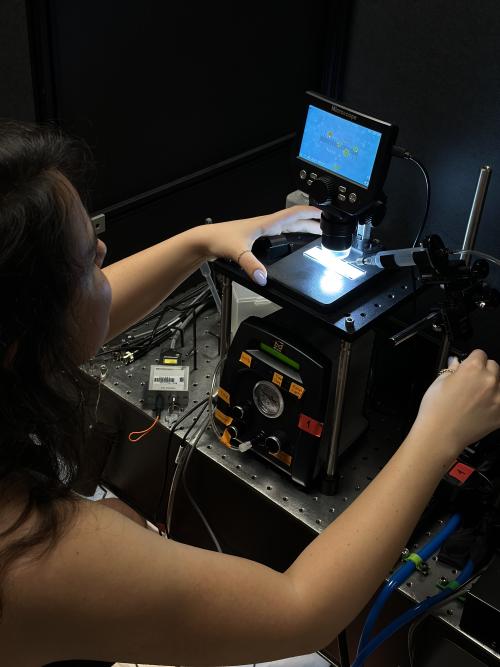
[{"x1": 296, "y1": 91, "x2": 398, "y2": 205}]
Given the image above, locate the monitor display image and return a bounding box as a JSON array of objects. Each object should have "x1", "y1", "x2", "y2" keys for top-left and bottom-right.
[{"x1": 299, "y1": 105, "x2": 382, "y2": 188}]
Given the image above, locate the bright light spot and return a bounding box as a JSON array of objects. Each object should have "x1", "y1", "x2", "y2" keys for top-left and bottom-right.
[
  {"x1": 304, "y1": 245, "x2": 365, "y2": 279},
  {"x1": 320, "y1": 269, "x2": 344, "y2": 295}
]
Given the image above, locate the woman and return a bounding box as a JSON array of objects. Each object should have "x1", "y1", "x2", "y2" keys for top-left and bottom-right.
[{"x1": 1, "y1": 120, "x2": 500, "y2": 667}]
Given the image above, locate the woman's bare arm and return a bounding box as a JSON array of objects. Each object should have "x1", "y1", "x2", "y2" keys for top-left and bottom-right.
[{"x1": 102, "y1": 206, "x2": 320, "y2": 340}]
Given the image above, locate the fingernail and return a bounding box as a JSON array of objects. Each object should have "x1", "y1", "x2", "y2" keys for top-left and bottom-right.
[
  {"x1": 253, "y1": 269, "x2": 267, "y2": 286},
  {"x1": 448, "y1": 356, "x2": 458, "y2": 365}
]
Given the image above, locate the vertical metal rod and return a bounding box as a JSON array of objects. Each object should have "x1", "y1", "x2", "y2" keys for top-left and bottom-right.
[
  {"x1": 461, "y1": 166, "x2": 492, "y2": 266},
  {"x1": 219, "y1": 275, "x2": 232, "y2": 364},
  {"x1": 325, "y1": 339, "x2": 352, "y2": 478},
  {"x1": 353, "y1": 220, "x2": 373, "y2": 253}
]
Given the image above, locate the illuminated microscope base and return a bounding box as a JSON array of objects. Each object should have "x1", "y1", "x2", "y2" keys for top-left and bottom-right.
[{"x1": 266, "y1": 239, "x2": 384, "y2": 311}]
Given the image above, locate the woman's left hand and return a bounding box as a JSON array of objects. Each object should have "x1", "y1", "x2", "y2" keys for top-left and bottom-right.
[{"x1": 204, "y1": 205, "x2": 321, "y2": 285}]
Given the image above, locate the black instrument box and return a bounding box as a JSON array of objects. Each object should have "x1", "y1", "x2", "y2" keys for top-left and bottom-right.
[{"x1": 215, "y1": 309, "x2": 374, "y2": 489}]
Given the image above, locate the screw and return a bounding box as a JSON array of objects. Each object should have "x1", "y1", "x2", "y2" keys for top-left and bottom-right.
[{"x1": 345, "y1": 316, "x2": 355, "y2": 331}]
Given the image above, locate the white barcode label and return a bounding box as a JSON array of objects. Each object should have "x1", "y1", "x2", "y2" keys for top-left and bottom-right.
[
  {"x1": 148, "y1": 365, "x2": 189, "y2": 391},
  {"x1": 154, "y1": 376, "x2": 178, "y2": 384}
]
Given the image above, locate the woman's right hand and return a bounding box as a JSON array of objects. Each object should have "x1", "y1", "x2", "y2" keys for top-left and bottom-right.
[{"x1": 412, "y1": 349, "x2": 500, "y2": 457}]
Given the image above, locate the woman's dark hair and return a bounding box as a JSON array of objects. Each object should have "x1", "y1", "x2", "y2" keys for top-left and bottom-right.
[{"x1": 0, "y1": 119, "x2": 96, "y2": 606}]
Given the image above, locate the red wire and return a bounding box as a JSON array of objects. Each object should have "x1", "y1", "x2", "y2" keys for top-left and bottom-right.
[{"x1": 128, "y1": 415, "x2": 160, "y2": 442}]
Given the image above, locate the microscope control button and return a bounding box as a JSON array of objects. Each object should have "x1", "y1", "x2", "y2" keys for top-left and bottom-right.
[
  {"x1": 338, "y1": 185, "x2": 347, "y2": 193},
  {"x1": 348, "y1": 192, "x2": 358, "y2": 203},
  {"x1": 310, "y1": 172, "x2": 318, "y2": 180},
  {"x1": 337, "y1": 193, "x2": 346, "y2": 202},
  {"x1": 299, "y1": 169, "x2": 307, "y2": 180},
  {"x1": 306, "y1": 179, "x2": 313, "y2": 186}
]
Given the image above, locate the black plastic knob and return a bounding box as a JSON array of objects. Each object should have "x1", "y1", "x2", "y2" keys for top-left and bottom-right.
[
  {"x1": 308, "y1": 176, "x2": 336, "y2": 204},
  {"x1": 232, "y1": 405, "x2": 245, "y2": 420},
  {"x1": 226, "y1": 425, "x2": 238, "y2": 440}
]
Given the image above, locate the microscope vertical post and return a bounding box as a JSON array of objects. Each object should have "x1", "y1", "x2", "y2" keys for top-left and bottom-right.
[
  {"x1": 219, "y1": 275, "x2": 232, "y2": 364},
  {"x1": 323, "y1": 338, "x2": 352, "y2": 491}
]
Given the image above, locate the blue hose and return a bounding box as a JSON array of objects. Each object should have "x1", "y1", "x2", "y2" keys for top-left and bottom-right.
[
  {"x1": 351, "y1": 558, "x2": 474, "y2": 667},
  {"x1": 356, "y1": 513, "x2": 461, "y2": 655}
]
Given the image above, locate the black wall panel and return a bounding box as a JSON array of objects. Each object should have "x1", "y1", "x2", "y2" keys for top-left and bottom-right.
[
  {"x1": 339, "y1": 1, "x2": 500, "y2": 257},
  {"x1": 0, "y1": 0, "x2": 35, "y2": 120},
  {"x1": 101, "y1": 140, "x2": 296, "y2": 266},
  {"x1": 30, "y1": 1, "x2": 331, "y2": 210}
]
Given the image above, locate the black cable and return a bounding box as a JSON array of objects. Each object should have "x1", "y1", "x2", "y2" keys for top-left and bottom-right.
[
  {"x1": 390, "y1": 147, "x2": 431, "y2": 355},
  {"x1": 95, "y1": 284, "x2": 209, "y2": 359},
  {"x1": 391, "y1": 146, "x2": 431, "y2": 248},
  {"x1": 408, "y1": 156, "x2": 431, "y2": 248},
  {"x1": 154, "y1": 398, "x2": 209, "y2": 529},
  {"x1": 125, "y1": 283, "x2": 207, "y2": 330},
  {"x1": 179, "y1": 415, "x2": 222, "y2": 550},
  {"x1": 144, "y1": 304, "x2": 168, "y2": 353},
  {"x1": 144, "y1": 287, "x2": 210, "y2": 355},
  {"x1": 338, "y1": 629, "x2": 350, "y2": 667},
  {"x1": 112, "y1": 296, "x2": 211, "y2": 364}
]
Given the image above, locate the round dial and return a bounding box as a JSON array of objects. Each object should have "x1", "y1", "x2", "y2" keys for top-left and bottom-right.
[{"x1": 252, "y1": 381, "x2": 284, "y2": 419}]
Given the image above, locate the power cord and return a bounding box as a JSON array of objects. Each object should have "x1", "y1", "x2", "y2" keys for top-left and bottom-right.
[
  {"x1": 180, "y1": 415, "x2": 222, "y2": 552},
  {"x1": 165, "y1": 412, "x2": 218, "y2": 546},
  {"x1": 154, "y1": 398, "x2": 209, "y2": 531}
]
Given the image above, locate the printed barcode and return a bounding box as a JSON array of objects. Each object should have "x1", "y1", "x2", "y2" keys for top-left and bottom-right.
[{"x1": 154, "y1": 376, "x2": 177, "y2": 383}]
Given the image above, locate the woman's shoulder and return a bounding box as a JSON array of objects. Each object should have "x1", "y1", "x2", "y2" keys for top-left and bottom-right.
[
  {"x1": 0, "y1": 487, "x2": 307, "y2": 666},
  {"x1": 0, "y1": 495, "x2": 150, "y2": 664}
]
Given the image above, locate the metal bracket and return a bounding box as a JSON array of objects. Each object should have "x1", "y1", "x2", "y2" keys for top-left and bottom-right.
[{"x1": 91, "y1": 213, "x2": 106, "y2": 235}]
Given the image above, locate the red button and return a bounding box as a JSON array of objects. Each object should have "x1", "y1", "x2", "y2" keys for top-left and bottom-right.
[
  {"x1": 448, "y1": 461, "x2": 475, "y2": 484},
  {"x1": 298, "y1": 414, "x2": 324, "y2": 437}
]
